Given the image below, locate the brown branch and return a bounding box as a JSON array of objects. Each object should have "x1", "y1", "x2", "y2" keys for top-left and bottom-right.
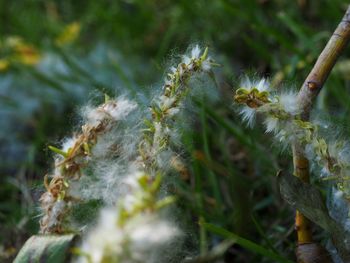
[
  {"x1": 292, "y1": 143, "x2": 313, "y2": 247},
  {"x1": 292, "y1": 5, "x2": 350, "y2": 262},
  {"x1": 297, "y1": 5, "x2": 350, "y2": 119}
]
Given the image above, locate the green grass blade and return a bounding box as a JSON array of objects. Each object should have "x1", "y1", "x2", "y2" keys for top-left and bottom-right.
[
  {"x1": 200, "y1": 102, "x2": 223, "y2": 206},
  {"x1": 202, "y1": 223, "x2": 293, "y2": 263},
  {"x1": 251, "y1": 214, "x2": 279, "y2": 254}
]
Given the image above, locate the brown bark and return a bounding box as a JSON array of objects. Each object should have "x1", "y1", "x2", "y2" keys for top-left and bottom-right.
[{"x1": 293, "y1": 5, "x2": 350, "y2": 263}]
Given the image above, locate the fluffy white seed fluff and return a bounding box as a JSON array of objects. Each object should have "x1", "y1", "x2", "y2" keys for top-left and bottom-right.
[
  {"x1": 181, "y1": 45, "x2": 212, "y2": 72},
  {"x1": 78, "y1": 209, "x2": 124, "y2": 262},
  {"x1": 278, "y1": 91, "x2": 300, "y2": 115},
  {"x1": 264, "y1": 116, "x2": 280, "y2": 134},
  {"x1": 62, "y1": 137, "x2": 78, "y2": 152},
  {"x1": 304, "y1": 143, "x2": 315, "y2": 160},
  {"x1": 166, "y1": 107, "x2": 180, "y2": 118},
  {"x1": 329, "y1": 188, "x2": 350, "y2": 232},
  {"x1": 239, "y1": 107, "x2": 256, "y2": 127},
  {"x1": 202, "y1": 57, "x2": 212, "y2": 72},
  {"x1": 159, "y1": 95, "x2": 176, "y2": 110},
  {"x1": 129, "y1": 217, "x2": 180, "y2": 261},
  {"x1": 77, "y1": 162, "x2": 138, "y2": 206},
  {"x1": 84, "y1": 97, "x2": 137, "y2": 126},
  {"x1": 260, "y1": 91, "x2": 300, "y2": 134},
  {"x1": 119, "y1": 170, "x2": 146, "y2": 211},
  {"x1": 75, "y1": 46, "x2": 216, "y2": 261},
  {"x1": 241, "y1": 77, "x2": 270, "y2": 93},
  {"x1": 50, "y1": 201, "x2": 66, "y2": 225},
  {"x1": 331, "y1": 142, "x2": 350, "y2": 170},
  {"x1": 104, "y1": 98, "x2": 137, "y2": 120},
  {"x1": 79, "y1": 209, "x2": 180, "y2": 263},
  {"x1": 191, "y1": 45, "x2": 201, "y2": 60}
]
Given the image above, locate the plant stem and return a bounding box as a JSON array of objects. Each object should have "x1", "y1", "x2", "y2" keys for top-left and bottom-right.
[
  {"x1": 292, "y1": 145, "x2": 313, "y2": 245},
  {"x1": 297, "y1": 6, "x2": 350, "y2": 119},
  {"x1": 293, "y1": 4, "x2": 350, "y2": 258}
]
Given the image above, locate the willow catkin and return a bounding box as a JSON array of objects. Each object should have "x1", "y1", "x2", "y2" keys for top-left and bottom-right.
[
  {"x1": 77, "y1": 45, "x2": 217, "y2": 263},
  {"x1": 233, "y1": 76, "x2": 350, "y2": 262},
  {"x1": 39, "y1": 97, "x2": 137, "y2": 234}
]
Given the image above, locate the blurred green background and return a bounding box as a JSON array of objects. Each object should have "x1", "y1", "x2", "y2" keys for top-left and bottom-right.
[{"x1": 1, "y1": 0, "x2": 350, "y2": 262}]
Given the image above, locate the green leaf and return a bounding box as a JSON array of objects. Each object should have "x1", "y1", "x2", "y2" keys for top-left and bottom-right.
[
  {"x1": 48, "y1": 145, "x2": 68, "y2": 158},
  {"x1": 278, "y1": 172, "x2": 350, "y2": 262},
  {"x1": 155, "y1": 196, "x2": 177, "y2": 210},
  {"x1": 201, "y1": 223, "x2": 293, "y2": 263},
  {"x1": 184, "y1": 239, "x2": 234, "y2": 263},
  {"x1": 104, "y1": 93, "x2": 111, "y2": 103},
  {"x1": 200, "y1": 47, "x2": 209, "y2": 61},
  {"x1": 14, "y1": 234, "x2": 76, "y2": 263}
]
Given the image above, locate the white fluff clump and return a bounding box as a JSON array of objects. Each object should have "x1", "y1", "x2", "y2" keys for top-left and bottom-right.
[
  {"x1": 75, "y1": 46, "x2": 217, "y2": 262},
  {"x1": 263, "y1": 116, "x2": 280, "y2": 134},
  {"x1": 234, "y1": 77, "x2": 350, "y2": 188},
  {"x1": 235, "y1": 77, "x2": 272, "y2": 127},
  {"x1": 77, "y1": 167, "x2": 183, "y2": 263},
  {"x1": 79, "y1": 209, "x2": 181, "y2": 263},
  {"x1": 38, "y1": 96, "x2": 138, "y2": 234},
  {"x1": 328, "y1": 188, "x2": 350, "y2": 234},
  {"x1": 234, "y1": 77, "x2": 303, "y2": 131},
  {"x1": 77, "y1": 162, "x2": 128, "y2": 205},
  {"x1": 260, "y1": 91, "x2": 300, "y2": 137},
  {"x1": 62, "y1": 137, "x2": 78, "y2": 153},
  {"x1": 83, "y1": 97, "x2": 137, "y2": 126},
  {"x1": 240, "y1": 107, "x2": 257, "y2": 127},
  {"x1": 234, "y1": 76, "x2": 350, "y2": 258},
  {"x1": 278, "y1": 91, "x2": 300, "y2": 115},
  {"x1": 181, "y1": 44, "x2": 214, "y2": 72},
  {"x1": 328, "y1": 142, "x2": 350, "y2": 174},
  {"x1": 69, "y1": 94, "x2": 146, "y2": 207},
  {"x1": 241, "y1": 77, "x2": 270, "y2": 93},
  {"x1": 140, "y1": 45, "x2": 216, "y2": 173},
  {"x1": 75, "y1": 122, "x2": 143, "y2": 206},
  {"x1": 235, "y1": 78, "x2": 302, "y2": 144}
]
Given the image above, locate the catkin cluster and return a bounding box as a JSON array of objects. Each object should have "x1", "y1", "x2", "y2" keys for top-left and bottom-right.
[
  {"x1": 78, "y1": 45, "x2": 215, "y2": 262},
  {"x1": 38, "y1": 45, "x2": 216, "y2": 262},
  {"x1": 39, "y1": 98, "x2": 137, "y2": 234},
  {"x1": 139, "y1": 45, "x2": 213, "y2": 172},
  {"x1": 234, "y1": 77, "x2": 350, "y2": 231}
]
